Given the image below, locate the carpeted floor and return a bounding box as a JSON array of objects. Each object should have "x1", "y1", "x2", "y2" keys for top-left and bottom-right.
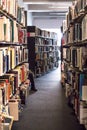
[{"x1": 12, "y1": 64, "x2": 86, "y2": 130}]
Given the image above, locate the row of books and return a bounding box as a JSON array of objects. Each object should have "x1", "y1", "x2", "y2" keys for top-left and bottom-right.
[
  {"x1": 0, "y1": 0, "x2": 17, "y2": 16},
  {"x1": 63, "y1": 46, "x2": 87, "y2": 71},
  {"x1": 36, "y1": 53, "x2": 51, "y2": 60},
  {"x1": 0, "y1": 16, "x2": 26, "y2": 43},
  {"x1": 0, "y1": 46, "x2": 28, "y2": 76},
  {"x1": 35, "y1": 45, "x2": 59, "y2": 74},
  {"x1": 73, "y1": 47, "x2": 87, "y2": 71},
  {"x1": 62, "y1": 14, "x2": 87, "y2": 44},
  {"x1": 65, "y1": 70, "x2": 87, "y2": 101},
  {"x1": 36, "y1": 59, "x2": 57, "y2": 75},
  {"x1": 62, "y1": 22, "x2": 82, "y2": 44},
  {"x1": 63, "y1": 48, "x2": 71, "y2": 62},
  {"x1": 66, "y1": 1, "x2": 78, "y2": 25},
  {"x1": 0, "y1": 0, "x2": 26, "y2": 26},
  {"x1": 66, "y1": 0, "x2": 87, "y2": 26},
  {"x1": 76, "y1": 0, "x2": 87, "y2": 13},
  {"x1": 68, "y1": 23, "x2": 81, "y2": 43},
  {"x1": 62, "y1": 1, "x2": 87, "y2": 35},
  {"x1": 36, "y1": 51, "x2": 59, "y2": 60},
  {"x1": 35, "y1": 45, "x2": 59, "y2": 53},
  {"x1": 63, "y1": 66, "x2": 87, "y2": 122},
  {"x1": 64, "y1": 71, "x2": 78, "y2": 114},
  {"x1": 27, "y1": 26, "x2": 57, "y2": 39},
  {"x1": 36, "y1": 55, "x2": 58, "y2": 67},
  {"x1": 42, "y1": 30, "x2": 57, "y2": 39},
  {"x1": 35, "y1": 45, "x2": 53, "y2": 52},
  {"x1": 35, "y1": 37, "x2": 53, "y2": 45},
  {"x1": 0, "y1": 63, "x2": 29, "y2": 106}
]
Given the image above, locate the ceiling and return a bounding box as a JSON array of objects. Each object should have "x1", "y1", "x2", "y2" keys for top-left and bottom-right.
[{"x1": 23, "y1": 0, "x2": 72, "y2": 19}]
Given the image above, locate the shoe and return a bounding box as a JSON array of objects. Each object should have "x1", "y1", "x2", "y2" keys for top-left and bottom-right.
[{"x1": 31, "y1": 88, "x2": 37, "y2": 92}]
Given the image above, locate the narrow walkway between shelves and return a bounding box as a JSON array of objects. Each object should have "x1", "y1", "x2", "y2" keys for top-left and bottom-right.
[{"x1": 12, "y1": 63, "x2": 86, "y2": 130}]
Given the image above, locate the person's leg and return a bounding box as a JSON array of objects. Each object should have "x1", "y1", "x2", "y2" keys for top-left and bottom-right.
[{"x1": 29, "y1": 72, "x2": 37, "y2": 91}]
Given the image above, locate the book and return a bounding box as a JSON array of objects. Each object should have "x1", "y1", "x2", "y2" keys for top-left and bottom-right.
[
  {"x1": 82, "y1": 85, "x2": 87, "y2": 101},
  {"x1": 21, "y1": 7, "x2": 25, "y2": 26},
  {"x1": 82, "y1": 14, "x2": 87, "y2": 41},
  {"x1": 18, "y1": 28, "x2": 26, "y2": 44},
  {"x1": 19, "y1": 47, "x2": 22, "y2": 63},
  {"x1": 22, "y1": 47, "x2": 28, "y2": 62},
  {"x1": 0, "y1": 17, "x2": 5, "y2": 41},
  {"x1": 79, "y1": 47, "x2": 87, "y2": 71},
  {"x1": 13, "y1": 21, "x2": 18, "y2": 43},
  {"x1": 10, "y1": 47, "x2": 16, "y2": 69},
  {"x1": 0, "y1": 0, "x2": 3, "y2": 6},
  {"x1": 7, "y1": 71, "x2": 18, "y2": 90},
  {"x1": 0, "y1": 89, "x2": 3, "y2": 105},
  {"x1": 0, "y1": 79, "x2": 9, "y2": 105},
  {"x1": 13, "y1": 67, "x2": 21, "y2": 86},
  {"x1": 79, "y1": 74, "x2": 87, "y2": 100},
  {"x1": 2, "y1": 0, "x2": 6, "y2": 10},
  {"x1": 5, "y1": 18, "x2": 10, "y2": 42},
  {"x1": 4, "y1": 49, "x2": 9, "y2": 72},
  {"x1": 9, "y1": 0, "x2": 15, "y2": 16},
  {"x1": 10, "y1": 20, "x2": 14, "y2": 42},
  {"x1": 71, "y1": 48, "x2": 77, "y2": 67},
  {"x1": 6, "y1": 0, "x2": 10, "y2": 13},
  {"x1": 73, "y1": 23, "x2": 82, "y2": 42},
  {"x1": 17, "y1": 6, "x2": 21, "y2": 23},
  {"x1": 0, "y1": 49, "x2": 4, "y2": 76},
  {"x1": 20, "y1": 65, "x2": 25, "y2": 82},
  {"x1": 77, "y1": 48, "x2": 80, "y2": 68}
]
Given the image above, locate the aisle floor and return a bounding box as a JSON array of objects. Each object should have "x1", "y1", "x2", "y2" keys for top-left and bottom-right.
[{"x1": 12, "y1": 64, "x2": 86, "y2": 130}]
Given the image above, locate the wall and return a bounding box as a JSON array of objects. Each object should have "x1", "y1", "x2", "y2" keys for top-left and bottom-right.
[
  {"x1": 27, "y1": 12, "x2": 33, "y2": 26},
  {"x1": 32, "y1": 17, "x2": 65, "y2": 29}
]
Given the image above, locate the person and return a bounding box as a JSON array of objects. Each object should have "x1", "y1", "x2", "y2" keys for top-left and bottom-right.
[{"x1": 28, "y1": 70, "x2": 37, "y2": 91}]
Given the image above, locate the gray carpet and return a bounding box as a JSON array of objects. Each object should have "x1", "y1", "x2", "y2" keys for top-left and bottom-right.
[{"x1": 12, "y1": 65, "x2": 86, "y2": 130}]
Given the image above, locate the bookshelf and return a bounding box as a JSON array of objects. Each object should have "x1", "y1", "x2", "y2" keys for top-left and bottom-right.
[
  {"x1": 61, "y1": 0, "x2": 87, "y2": 129},
  {"x1": 0, "y1": 0, "x2": 29, "y2": 126},
  {"x1": 27, "y1": 26, "x2": 59, "y2": 76}
]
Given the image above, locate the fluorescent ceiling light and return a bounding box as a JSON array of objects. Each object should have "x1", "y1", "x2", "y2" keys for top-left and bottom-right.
[
  {"x1": 49, "y1": 6, "x2": 69, "y2": 9},
  {"x1": 49, "y1": 12, "x2": 66, "y2": 15},
  {"x1": 24, "y1": 1, "x2": 72, "y2": 5},
  {"x1": 28, "y1": 10, "x2": 55, "y2": 12},
  {"x1": 24, "y1": 2, "x2": 51, "y2": 4}
]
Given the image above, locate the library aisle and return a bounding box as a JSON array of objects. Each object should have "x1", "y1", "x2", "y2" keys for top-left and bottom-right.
[{"x1": 12, "y1": 63, "x2": 86, "y2": 130}]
